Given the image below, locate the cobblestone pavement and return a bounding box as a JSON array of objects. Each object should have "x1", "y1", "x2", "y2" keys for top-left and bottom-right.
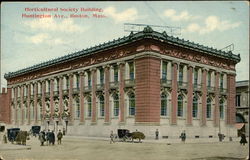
[{"x1": 0, "y1": 136, "x2": 249, "y2": 160}]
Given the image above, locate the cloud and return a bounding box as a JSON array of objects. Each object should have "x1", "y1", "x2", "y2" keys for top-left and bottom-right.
[
  {"x1": 23, "y1": 18, "x2": 88, "y2": 33},
  {"x1": 164, "y1": 9, "x2": 200, "y2": 21},
  {"x1": 184, "y1": 16, "x2": 241, "y2": 34},
  {"x1": 26, "y1": 33, "x2": 66, "y2": 45},
  {"x1": 104, "y1": 6, "x2": 138, "y2": 23}
]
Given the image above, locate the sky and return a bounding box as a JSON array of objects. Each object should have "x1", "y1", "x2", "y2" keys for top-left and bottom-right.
[{"x1": 1, "y1": 1, "x2": 249, "y2": 89}]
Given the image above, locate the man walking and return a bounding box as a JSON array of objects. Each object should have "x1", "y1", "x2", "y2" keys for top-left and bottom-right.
[
  {"x1": 110, "y1": 131, "x2": 115, "y2": 144},
  {"x1": 57, "y1": 130, "x2": 63, "y2": 145},
  {"x1": 180, "y1": 130, "x2": 186, "y2": 143},
  {"x1": 155, "y1": 129, "x2": 159, "y2": 140}
]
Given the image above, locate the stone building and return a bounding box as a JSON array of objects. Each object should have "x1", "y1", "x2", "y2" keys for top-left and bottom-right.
[
  {"x1": 3, "y1": 26, "x2": 241, "y2": 139},
  {"x1": 235, "y1": 80, "x2": 249, "y2": 136}
]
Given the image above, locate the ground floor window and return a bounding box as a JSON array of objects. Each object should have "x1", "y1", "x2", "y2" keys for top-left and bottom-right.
[
  {"x1": 99, "y1": 95, "x2": 105, "y2": 117},
  {"x1": 177, "y1": 95, "x2": 183, "y2": 117},
  {"x1": 161, "y1": 93, "x2": 167, "y2": 116},
  {"x1": 129, "y1": 93, "x2": 135, "y2": 116},
  {"x1": 113, "y1": 94, "x2": 119, "y2": 117},
  {"x1": 219, "y1": 99, "x2": 224, "y2": 119},
  {"x1": 192, "y1": 96, "x2": 198, "y2": 118},
  {"x1": 206, "y1": 98, "x2": 211, "y2": 118}
]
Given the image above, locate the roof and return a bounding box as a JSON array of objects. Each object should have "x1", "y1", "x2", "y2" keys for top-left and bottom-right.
[
  {"x1": 236, "y1": 80, "x2": 249, "y2": 87},
  {"x1": 4, "y1": 26, "x2": 241, "y2": 80}
]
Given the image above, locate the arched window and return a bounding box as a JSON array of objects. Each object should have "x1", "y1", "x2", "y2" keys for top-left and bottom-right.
[
  {"x1": 161, "y1": 93, "x2": 167, "y2": 116},
  {"x1": 87, "y1": 97, "x2": 92, "y2": 117},
  {"x1": 75, "y1": 99, "x2": 80, "y2": 119},
  {"x1": 113, "y1": 94, "x2": 119, "y2": 117},
  {"x1": 219, "y1": 99, "x2": 224, "y2": 119},
  {"x1": 206, "y1": 98, "x2": 212, "y2": 118},
  {"x1": 192, "y1": 96, "x2": 198, "y2": 118},
  {"x1": 177, "y1": 95, "x2": 183, "y2": 117},
  {"x1": 99, "y1": 95, "x2": 105, "y2": 117},
  {"x1": 129, "y1": 93, "x2": 135, "y2": 116}
]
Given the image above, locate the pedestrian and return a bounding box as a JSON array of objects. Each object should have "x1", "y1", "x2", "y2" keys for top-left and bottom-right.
[
  {"x1": 39, "y1": 131, "x2": 45, "y2": 146},
  {"x1": 240, "y1": 132, "x2": 247, "y2": 145},
  {"x1": 46, "y1": 129, "x2": 50, "y2": 145},
  {"x1": 180, "y1": 130, "x2": 186, "y2": 143},
  {"x1": 110, "y1": 131, "x2": 114, "y2": 144},
  {"x1": 3, "y1": 133, "x2": 7, "y2": 144},
  {"x1": 155, "y1": 129, "x2": 159, "y2": 140},
  {"x1": 51, "y1": 131, "x2": 55, "y2": 145},
  {"x1": 57, "y1": 129, "x2": 63, "y2": 145},
  {"x1": 9, "y1": 130, "x2": 14, "y2": 144},
  {"x1": 218, "y1": 133, "x2": 224, "y2": 142},
  {"x1": 63, "y1": 128, "x2": 66, "y2": 136}
]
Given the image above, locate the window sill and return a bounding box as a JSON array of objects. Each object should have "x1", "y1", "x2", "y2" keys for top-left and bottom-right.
[
  {"x1": 126, "y1": 116, "x2": 135, "y2": 118},
  {"x1": 177, "y1": 117, "x2": 186, "y2": 120},
  {"x1": 160, "y1": 116, "x2": 170, "y2": 119},
  {"x1": 98, "y1": 117, "x2": 105, "y2": 119}
]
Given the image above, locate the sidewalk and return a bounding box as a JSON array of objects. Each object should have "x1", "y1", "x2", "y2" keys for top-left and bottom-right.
[
  {"x1": 0, "y1": 143, "x2": 31, "y2": 151},
  {"x1": 63, "y1": 135, "x2": 241, "y2": 144}
]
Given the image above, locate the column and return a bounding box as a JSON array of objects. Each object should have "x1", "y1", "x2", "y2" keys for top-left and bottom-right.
[
  {"x1": 59, "y1": 76, "x2": 63, "y2": 122},
  {"x1": 227, "y1": 74, "x2": 236, "y2": 125},
  {"x1": 14, "y1": 87, "x2": 18, "y2": 124},
  {"x1": 20, "y1": 85, "x2": 24, "y2": 125},
  {"x1": 79, "y1": 72, "x2": 85, "y2": 124},
  {"x1": 201, "y1": 68, "x2": 208, "y2": 126},
  {"x1": 214, "y1": 72, "x2": 220, "y2": 127},
  {"x1": 91, "y1": 68, "x2": 97, "y2": 124},
  {"x1": 187, "y1": 65, "x2": 193, "y2": 125},
  {"x1": 119, "y1": 62, "x2": 125, "y2": 123},
  {"x1": 135, "y1": 56, "x2": 161, "y2": 124},
  {"x1": 50, "y1": 79, "x2": 54, "y2": 121},
  {"x1": 27, "y1": 84, "x2": 31, "y2": 124},
  {"x1": 69, "y1": 74, "x2": 74, "y2": 123},
  {"x1": 34, "y1": 82, "x2": 38, "y2": 124},
  {"x1": 171, "y1": 62, "x2": 178, "y2": 125},
  {"x1": 42, "y1": 80, "x2": 46, "y2": 122},
  {"x1": 104, "y1": 66, "x2": 110, "y2": 123}
]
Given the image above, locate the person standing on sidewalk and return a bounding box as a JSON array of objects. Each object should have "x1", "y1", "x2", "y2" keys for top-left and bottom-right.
[
  {"x1": 110, "y1": 131, "x2": 115, "y2": 144},
  {"x1": 180, "y1": 130, "x2": 186, "y2": 143},
  {"x1": 155, "y1": 129, "x2": 159, "y2": 140},
  {"x1": 240, "y1": 132, "x2": 247, "y2": 145},
  {"x1": 57, "y1": 130, "x2": 63, "y2": 145}
]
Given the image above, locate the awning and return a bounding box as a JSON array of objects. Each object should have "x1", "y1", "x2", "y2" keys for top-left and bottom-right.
[{"x1": 235, "y1": 123, "x2": 245, "y2": 129}]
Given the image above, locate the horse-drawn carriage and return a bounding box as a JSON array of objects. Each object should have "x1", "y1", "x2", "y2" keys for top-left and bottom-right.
[
  {"x1": 30, "y1": 125, "x2": 41, "y2": 137},
  {"x1": 117, "y1": 129, "x2": 145, "y2": 142},
  {"x1": 7, "y1": 128, "x2": 30, "y2": 145}
]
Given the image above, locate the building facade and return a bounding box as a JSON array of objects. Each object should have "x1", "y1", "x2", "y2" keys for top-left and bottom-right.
[
  {"x1": 3, "y1": 26, "x2": 240, "y2": 139},
  {"x1": 235, "y1": 80, "x2": 249, "y2": 136}
]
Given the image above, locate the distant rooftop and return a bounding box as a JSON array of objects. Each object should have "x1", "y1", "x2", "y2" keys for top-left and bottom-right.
[
  {"x1": 4, "y1": 26, "x2": 241, "y2": 80},
  {"x1": 236, "y1": 80, "x2": 249, "y2": 87}
]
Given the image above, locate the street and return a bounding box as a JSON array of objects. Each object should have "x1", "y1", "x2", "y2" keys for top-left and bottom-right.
[{"x1": 0, "y1": 136, "x2": 249, "y2": 160}]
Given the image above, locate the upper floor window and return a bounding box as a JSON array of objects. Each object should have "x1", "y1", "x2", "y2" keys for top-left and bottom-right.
[
  {"x1": 129, "y1": 62, "x2": 134, "y2": 80},
  {"x1": 194, "y1": 69, "x2": 198, "y2": 85},
  {"x1": 162, "y1": 61, "x2": 167, "y2": 80},
  {"x1": 87, "y1": 97, "x2": 92, "y2": 117},
  {"x1": 207, "y1": 71, "x2": 211, "y2": 87},
  {"x1": 87, "y1": 72, "x2": 92, "y2": 87},
  {"x1": 66, "y1": 77, "x2": 69, "y2": 90},
  {"x1": 236, "y1": 95, "x2": 241, "y2": 107},
  {"x1": 114, "y1": 66, "x2": 119, "y2": 82},
  {"x1": 220, "y1": 74, "x2": 224, "y2": 89},
  {"x1": 179, "y1": 66, "x2": 183, "y2": 82},
  {"x1": 99, "y1": 68, "x2": 104, "y2": 85},
  {"x1": 76, "y1": 75, "x2": 80, "y2": 89}
]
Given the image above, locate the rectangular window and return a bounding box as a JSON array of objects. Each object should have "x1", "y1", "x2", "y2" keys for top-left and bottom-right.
[
  {"x1": 100, "y1": 68, "x2": 104, "y2": 84},
  {"x1": 76, "y1": 75, "x2": 80, "y2": 89},
  {"x1": 207, "y1": 72, "x2": 211, "y2": 87},
  {"x1": 114, "y1": 66, "x2": 118, "y2": 82},
  {"x1": 88, "y1": 72, "x2": 91, "y2": 88},
  {"x1": 220, "y1": 74, "x2": 224, "y2": 89},
  {"x1": 194, "y1": 69, "x2": 198, "y2": 85},
  {"x1": 66, "y1": 77, "x2": 69, "y2": 90},
  {"x1": 179, "y1": 66, "x2": 183, "y2": 83},
  {"x1": 236, "y1": 95, "x2": 241, "y2": 107},
  {"x1": 129, "y1": 62, "x2": 134, "y2": 80},
  {"x1": 162, "y1": 61, "x2": 167, "y2": 80}
]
